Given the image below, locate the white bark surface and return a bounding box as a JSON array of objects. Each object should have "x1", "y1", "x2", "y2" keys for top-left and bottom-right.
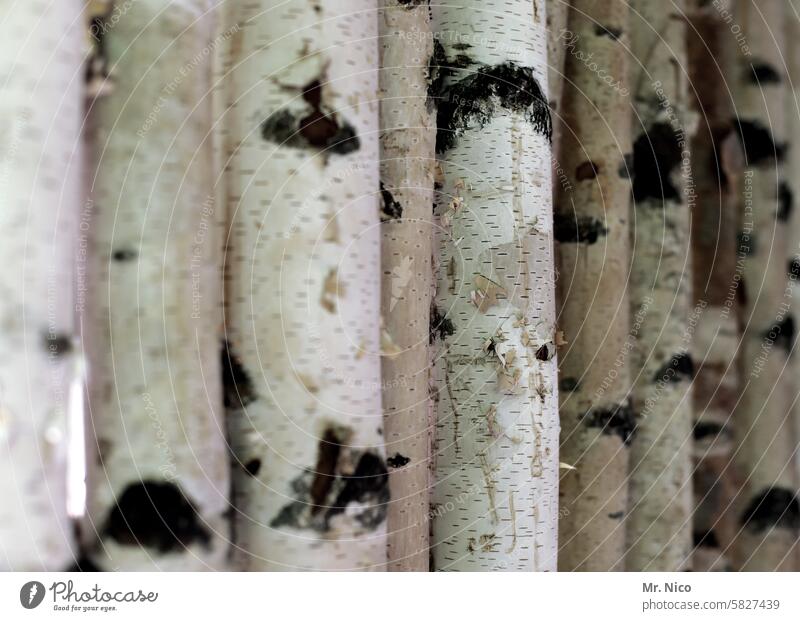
[
  {"x1": 731, "y1": 0, "x2": 798, "y2": 572},
  {"x1": 429, "y1": 0, "x2": 559, "y2": 572},
  {"x1": 83, "y1": 0, "x2": 230, "y2": 570},
  {"x1": 626, "y1": 0, "x2": 694, "y2": 571},
  {"x1": 379, "y1": 0, "x2": 435, "y2": 572},
  {"x1": 222, "y1": 0, "x2": 386, "y2": 571},
  {"x1": 0, "y1": 0, "x2": 83, "y2": 571},
  {"x1": 555, "y1": 0, "x2": 633, "y2": 572}
]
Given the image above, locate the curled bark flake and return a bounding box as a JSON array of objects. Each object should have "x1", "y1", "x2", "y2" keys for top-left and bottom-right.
[
  {"x1": 435, "y1": 61, "x2": 552, "y2": 152},
  {"x1": 104, "y1": 481, "x2": 210, "y2": 553}
]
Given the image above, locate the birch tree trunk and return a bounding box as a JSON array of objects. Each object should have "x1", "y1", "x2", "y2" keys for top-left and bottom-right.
[
  {"x1": 379, "y1": 0, "x2": 435, "y2": 572},
  {"x1": 547, "y1": 0, "x2": 568, "y2": 166},
  {"x1": 555, "y1": 0, "x2": 633, "y2": 572},
  {"x1": 222, "y1": 0, "x2": 386, "y2": 571},
  {"x1": 0, "y1": 0, "x2": 82, "y2": 571},
  {"x1": 626, "y1": 0, "x2": 694, "y2": 571},
  {"x1": 429, "y1": 0, "x2": 559, "y2": 572},
  {"x1": 82, "y1": 0, "x2": 230, "y2": 570},
  {"x1": 731, "y1": 0, "x2": 799, "y2": 572},
  {"x1": 686, "y1": 0, "x2": 741, "y2": 573}
]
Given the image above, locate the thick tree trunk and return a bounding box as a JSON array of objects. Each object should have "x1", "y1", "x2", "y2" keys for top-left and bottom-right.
[
  {"x1": 222, "y1": 0, "x2": 386, "y2": 571},
  {"x1": 626, "y1": 0, "x2": 694, "y2": 571},
  {"x1": 429, "y1": 0, "x2": 559, "y2": 572},
  {"x1": 547, "y1": 0, "x2": 568, "y2": 165},
  {"x1": 379, "y1": 0, "x2": 435, "y2": 572},
  {"x1": 686, "y1": 0, "x2": 741, "y2": 573},
  {"x1": 555, "y1": 0, "x2": 633, "y2": 572},
  {"x1": 0, "y1": 0, "x2": 82, "y2": 570},
  {"x1": 83, "y1": 0, "x2": 229, "y2": 570},
  {"x1": 731, "y1": 0, "x2": 799, "y2": 572}
]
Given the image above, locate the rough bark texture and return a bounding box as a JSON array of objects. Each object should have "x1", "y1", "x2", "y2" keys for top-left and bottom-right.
[
  {"x1": 379, "y1": 0, "x2": 435, "y2": 572},
  {"x1": 429, "y1": 0, "x2": 559, "y2": 572},
  {"x1": 686, "y1": 0, "x2": 741, "y2": 573},
  {"x1": 730, "y1": 0, "x2": 799, "y2": 572},
  {"x1": 82, "y1": 0, "x2": 230, "y2": 570},
  {"x1": 555, "y1": 0, "x2": 633, "y2": 572},
  {"x1": 0, "y1": 0, "x2": 82, "y2": 570},
  {"x1": 626, "y1": 0, "x2": 694, "y2": 571},
  {"x1": 222, "y1": 0, "x2": 386, "y2": 571}
]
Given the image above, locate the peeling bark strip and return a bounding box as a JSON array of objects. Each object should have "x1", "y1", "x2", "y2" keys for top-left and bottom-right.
[
  {"x1": 433, "y1": 61, "x2": 552, "y2": 152},
  {"x1": 83, "y1": 1, "x2": 229, "y2": 570},
  {"x1": 626, "y1": 0, "x2": 694, "y2": 571},
  {"x1": 555, "y1": 0, "x2": 633, "y2": 571},
  {"x1": 430, "y1": 0, "x2": 558, "y2": 572},
  {"x1": 379, "y1": 0, "x2": 436, "y2": 571},
  {"x1": 0, "y1": 0, "x2": 81, "y2": 570},
  {"x1": 223, "y1": 1, "x2": 385, "y2": 571},
  {"x1": 730, "y1": 0, "x2": 797, "y2": 572}
]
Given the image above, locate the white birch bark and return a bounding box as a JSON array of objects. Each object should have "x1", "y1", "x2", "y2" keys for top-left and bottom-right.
[
  {"x1": 546, "y1": 0, "x2": 568, "y2": 165},
  {"x1": 222, "y1": 0, "x2": 386, "y2": 571},
  {"x1": 379, "y1": 0, "x2": 435, "y2": 572},
  {"x1": 83, "y1": 0, "x2": 230, "y2": 570},
  {"x1": 730, "y1": 0, "x2": 798, "y2": 572},
  {"x1": 626, "y1": 0, "x2": 694, "y2": 571},
  {"x1": 686, "y1": 0, "x2": 741, "y2": 573},
  {"x1": 429, "y1": 0, "x2": 559, "y2": 572},
  {"x1": 555, "y1": 0, "x2": 633, "y2": 572},
  {"x1": 0, "y1": 0, "x2": 82, "y2": 571}
]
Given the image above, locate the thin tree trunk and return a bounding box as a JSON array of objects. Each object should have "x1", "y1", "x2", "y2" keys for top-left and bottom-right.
[
  {"x1": 626, "y1": 0, "x2": 694, "y2": 571},
  {"x1": 730, "y1": 0, "x2": 799, "y2": 572},
  {"x1": 83, "y1": 0, "x2": 229, "y2": 570},
  {"x1": 429, "y1": 0, "x2": 559, "y2": 572},
  {"x1": 223, "y1": 0, "x2": 386, "y2": 571},
  {"x1": 555, "y1": 0, "x2": 633, "y2": 572},
  {"x1": 379, "y1": 0, "x2": 435, "y2": 572},
  {"x1": 686, "y1": 0, "x2": 741, "y2": 573},
  {"x1": 0, "y1": 0, "x2": 82, "y2": 570}
]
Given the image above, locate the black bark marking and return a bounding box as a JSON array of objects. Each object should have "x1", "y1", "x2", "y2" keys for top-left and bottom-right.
[
  {"x1": 777, "y1": 181, "x2": 793, "y2": 222},
  {"x1": 632, "y1": 122, "x2": 683, "y2": 203},
  {"x1": 594, "y1": 24, "x2": 623, "y2": 40},
  {"x1": 733, "y1": 119, "x2": 785, "y2": 166},
  {"x1": 749, "y1": 62, "x2": 782, "y2": 85},
  {"x1": 112, "y1": 248, "x2": 137, "y2": 262},
  {"x1": 261, "y1": 80, "x2": 359, "y2": 155},
  {"x1": 737, "y1": 231, "x2": 755, "y2": 256},
  {"x1": 582, "y1": 401, "x2": 636, "y2": 445},
  {"x1": 535, "y1": 342, "x2": 556, "y2": 361},
  {"x1": 426, "y1": 39, "x2": 451, "y2": 111},
  {"x1": 397, "y1": 0, "x2": 427, "y2": 6},
  {"x1": 310, "y1": 429, "x2": 342, "y2": 515},
  {"x1": 429, "y1": 305, "x2": 455, "y2": 343},
  {"x1": 65, "y1": 556, "x2": 101, "y2": 572},
  {"x1": 653, "y1": 352, "x2": 694, "y2": 383},
  {"x1": 693, "y1": 529, "x2": 720, "y2": 549},
  {"x1": 740, "y1": 487, "x2": 800, "y2": 533},
  {"x1": 693, "y1": 420, "x2": 727, "y2": 441},
  {"x1": 44, "y1": 333, "x2": 72, "y2": 357},
  {"x1": 243, "y1": 458, "x2": 261, "y2": 477},
  {"x1": 270, "y1": 437, "x2": 389, "y2": 532},
  {"x1": 618, "y1": 153, "x2": 633, "y2": 179},
  {"x1": 387, "y1": 453, "x2": 411, "y2": 468},
  {"x1": 575, "y1": 160, "x2": 600, "y2": 181},
  {"x1": 789, "y1": 257, "x2": 800, "y2": 279},
  {"x1": 553, "y1": 214, "x2": 608, "y2": 244},
  {"x1": 435, "y1": 61, "x2": 551, "y2": 152},
  {"x1": 762, "y1": 315, "x2": 795, "y2": 355},
  {"x1": 104, "y1": 481, "x2": 210, "y2": 553},
  {"x1": 380, "y1": 182, "x2": 403, "y2": 221},
  {"x1": 221, "y1": 340, "x2": 256, "y2": 410},
  {"x1": 607, "y1": 511, "x2": 625, "y2": 520},
  {"x1": 559, "y1": 377, "x2": 578, "y2": 392}
]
